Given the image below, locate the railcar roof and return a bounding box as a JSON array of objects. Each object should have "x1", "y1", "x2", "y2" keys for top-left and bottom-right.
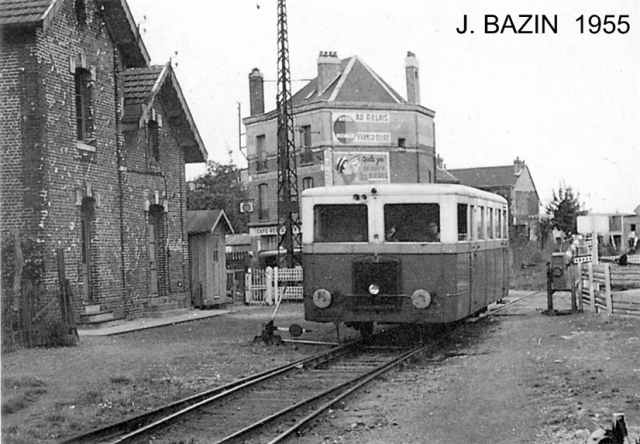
[{"x1": 301, "y1": 183, "x2": 507, "y2": 204}]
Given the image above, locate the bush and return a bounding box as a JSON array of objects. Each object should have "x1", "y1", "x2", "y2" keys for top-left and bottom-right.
[{"x1": 42, "y1": 320, "x2": 77, "y2": 348}]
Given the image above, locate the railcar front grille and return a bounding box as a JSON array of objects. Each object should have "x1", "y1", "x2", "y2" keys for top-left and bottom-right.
[
  {"x1": 352, "y1": 257, "x2": 401, "y2": 295},
  {"x1": 347, "y1": 295, "x2": 404, "y2": 313}
]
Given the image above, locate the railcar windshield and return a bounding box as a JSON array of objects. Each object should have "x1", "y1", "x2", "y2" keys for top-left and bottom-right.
[
  {"x1": 314, "y1": 204, "x2": 368, "y2": 242},
  {"x1": 384, "y1": 204, "x2": 440, "y2": 242}
]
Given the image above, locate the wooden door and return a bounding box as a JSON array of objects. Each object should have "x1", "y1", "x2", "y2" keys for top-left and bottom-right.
[
  {"x1": 148, "y1": 222, "x2": 159, "y2": 295},
  {"x1": 80, "y1": 200, "x2": 93, "y2": 302}
]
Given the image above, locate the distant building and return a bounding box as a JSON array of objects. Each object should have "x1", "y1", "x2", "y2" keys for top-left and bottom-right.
[
  {"x1": 243, "y1": 51, "x2": 437, "y2": 260},
  {"x1": 446, "y1": 158, "x2": 541, "y2": 240},
  {"x1": 1, "y1": 0, "x2": 207, "y2": 324},
  {"x1": 578, "y1": 209, "x2": 640, "y2": 254}
]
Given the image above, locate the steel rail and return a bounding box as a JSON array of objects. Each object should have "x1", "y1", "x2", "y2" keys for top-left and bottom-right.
[
  {"x1": 211, "y1": 344, "x2": 430, "y2": 444},
  {"x1": 267, "y1": 344, "x2": 429, "y2": 444},
  {"x1": 59, "y1": 341, "x2": 357, "y2": 444}
]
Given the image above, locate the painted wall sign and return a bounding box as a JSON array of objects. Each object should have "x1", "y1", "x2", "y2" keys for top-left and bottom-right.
[
  {"x1": 332, "y1": 152, "x2": 390, "y2": 185},
  {"x1": 332, "y1": 112, "x2": 391, "y2": 145}
]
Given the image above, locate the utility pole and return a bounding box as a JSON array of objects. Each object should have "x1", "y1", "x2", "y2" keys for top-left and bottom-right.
[{"x1": 276, "y1": 0, "x2": 301, "y2": 268}]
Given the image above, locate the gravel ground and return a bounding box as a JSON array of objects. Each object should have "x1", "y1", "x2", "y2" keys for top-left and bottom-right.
[{"x1": 2, "y1": 292, "x2": 639, "y2": 444}]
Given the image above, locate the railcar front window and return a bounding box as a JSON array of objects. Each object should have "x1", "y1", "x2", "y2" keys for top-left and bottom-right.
[
  {"x1": 384, "y1": 204, "x2": 440, "y2": 242},
  {"x1": 314, "y1": 205, "x2": 368, "y2": 242}
]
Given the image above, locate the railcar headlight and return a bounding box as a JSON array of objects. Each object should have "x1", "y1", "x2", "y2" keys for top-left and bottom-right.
[
  {"x1": 368, "y1": 284, "x2": 380, "y2": 295},
  {"x1": 312, "y1": 288, "x2": 332, "y2": 309},
  {"x1": 411, "y1": 289, "x2": 432, "y2": 309}
]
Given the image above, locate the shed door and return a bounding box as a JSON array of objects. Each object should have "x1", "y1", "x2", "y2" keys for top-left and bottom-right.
[{"x1": 212, "y1": 234, "x2": 221, "y2": 298}]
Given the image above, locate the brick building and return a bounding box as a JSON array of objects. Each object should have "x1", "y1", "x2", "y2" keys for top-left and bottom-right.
[
  {"x1": 446, "y1": 158, "x2": 541, "y2": 240},
  {"x1": 243, "y1": 51, "x2": 437, "y2": 261},
  {"x1": 0, "y1": 0, "x2": 207, "y2": 324}
]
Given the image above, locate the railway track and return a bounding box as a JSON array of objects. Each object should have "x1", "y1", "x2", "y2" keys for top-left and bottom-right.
[{"x1": 60, "y1": 338, "x2": 431, "y2": 444}]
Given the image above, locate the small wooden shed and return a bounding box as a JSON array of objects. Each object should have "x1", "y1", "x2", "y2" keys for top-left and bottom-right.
[{"x1": 187, "y1": 210, "x2": 234, "y2": 307}]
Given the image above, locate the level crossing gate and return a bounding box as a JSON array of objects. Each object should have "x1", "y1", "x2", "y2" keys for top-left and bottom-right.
[{"x1": 244, "y1": 267, "x2": 303, "y2": 305}]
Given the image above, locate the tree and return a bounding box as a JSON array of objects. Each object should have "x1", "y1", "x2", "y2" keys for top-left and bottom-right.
[
  {"x1": 545, "y1": 185, "x2": 587, "y2": 237},
  {"x1": 187, "y1": 161, "x2": 249, "y2": 232}
]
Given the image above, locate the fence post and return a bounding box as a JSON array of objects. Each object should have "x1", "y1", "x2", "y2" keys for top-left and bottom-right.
[
  {"x1": 604, "y1": 263, "x2": 613, "y2": 316},
  {"x1": 265, "y1": 267, "x2": 274, "y2": 305},
  {"x1": 577, "y1": 263, "x2": 584, "y2": 312},
  {"x1": 244, "y1": 271, "x2": 251, "y2": 304},
  {"x1": 12, "y1": 230, "x2": 23, "y2": 310},
  {"x1": 587, "y1": 262, "x2": 595, "y2": 310}
]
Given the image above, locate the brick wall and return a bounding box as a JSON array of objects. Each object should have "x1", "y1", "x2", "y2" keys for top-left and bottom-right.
[{"x1": 1, "y1": 1, "x2": 192, "y2": 320}]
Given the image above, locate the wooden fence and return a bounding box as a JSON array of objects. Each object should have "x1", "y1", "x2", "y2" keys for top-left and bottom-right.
[
  {"x1": 579, "y1": 263, "x2": 640, "y2": 317},
  {"x1": 1, "y1": 242, "x2": 77, "y2": 352}
]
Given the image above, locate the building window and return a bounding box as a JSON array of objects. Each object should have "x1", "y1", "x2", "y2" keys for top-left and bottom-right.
[
  {"x1": 300, "y1": 125, "x2": 313, "y2": 163},
  {"x1": 398, "y1": 138, "x2": 406, "y2": 148},
  {"x1": 75, "y1": 68, "x2": 94, "y2": 144},
  {"x1": 302, "y1": 177, "x2": 314, "y2": 190},
  {"x1": 256, "y1": 135, "x2": 267, "y2": 171},
  {"x1": 75, "y1": 0, "x2": 87, "y2": 27},
  {"x1": 258, "y1": 183, "x2": 269, "y2": 220},
  {"x1": 148, "y1": 120, "x2": 160, "y2": 162}
]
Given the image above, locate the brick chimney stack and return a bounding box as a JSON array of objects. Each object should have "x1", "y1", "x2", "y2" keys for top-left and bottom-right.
[
  {"x1": 317, "y1": 51, "x2": 341, "y2": 93},
  {"x1": 405, "y1": 51, "x2": 420, "y2": 105},
  {"x1": 514, "y1": 157, "x2": 525, "y2": 175},
  {"x1": 249, "y1": 68, "x2": 264, "y2": 116}
]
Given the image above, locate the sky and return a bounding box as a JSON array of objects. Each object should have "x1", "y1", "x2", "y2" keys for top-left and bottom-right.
[{"x1": 127, "y1": 0, "x2": 639, "y2": 215}]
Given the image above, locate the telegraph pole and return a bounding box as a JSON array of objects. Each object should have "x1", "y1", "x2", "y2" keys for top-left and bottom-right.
[{"x1": 276, "y1": 0, "x2": 301, "y2": 268}]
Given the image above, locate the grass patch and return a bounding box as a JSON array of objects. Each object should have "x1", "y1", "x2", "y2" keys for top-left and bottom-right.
[{"x1": 1, "y1": 377, "x2": 48, "y2": 416}]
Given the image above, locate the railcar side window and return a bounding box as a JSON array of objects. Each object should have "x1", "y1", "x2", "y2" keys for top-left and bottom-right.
[
  {"x1": 314, "y1": 205, "x2": 368, "y2": 242},
  {"x1": 384, "y1": 204, "x2": 440, "y2": 242},
  {"x1": 502, "y1": 209, "x2": 508, "y2": 238},
  {"x1": 477, "y1": 206, "x2": 485, "y2": 240},
  {"x1": 488, "y1": 208, "x2": 494, "y2": 240},
  {"x1": 457, "y1": 204, "x2": 468, "y2": 241}
]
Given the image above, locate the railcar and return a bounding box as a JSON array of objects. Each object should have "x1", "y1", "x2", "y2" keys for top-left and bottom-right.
[{"x1": 301, "y1": 183, "x2": 509, "y2": 335}]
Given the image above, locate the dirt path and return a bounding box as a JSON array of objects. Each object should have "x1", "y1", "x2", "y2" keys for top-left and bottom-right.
[{"x1": 297, "y1": 291, "x2": 640, "y2": 444}]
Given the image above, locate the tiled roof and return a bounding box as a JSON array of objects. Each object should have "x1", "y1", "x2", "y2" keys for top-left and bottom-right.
[
  {"x1": 121, "y1": 66, "x2": 164, "y2": 105},
  {"x1": 291, "y1": 56, "x2": 404, "y2": 107},
  {"x1": 121, "y1": 64, "x2": 208, "y2": 163},
  {"x1": 447, "y1": 165, "x2": 521, "y2": 189},
  {"x1": 0, "y1": 0, "x2": 59, "y2": 29},
  {"x1": 435, "y1": 167, "x2": 460, "y2": 184},
  {"x1": 0, "y1": 0, "x2": 149, "y2": 67},
  {"x1": 187, "y1": 210, "x2": 233, "y2": 234},
  {"x1": 226, "y1": 233, "x2": 250, "y2": 246}
]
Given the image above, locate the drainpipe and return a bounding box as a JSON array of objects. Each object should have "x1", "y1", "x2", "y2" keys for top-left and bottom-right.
[{"x1": 113, "y1": 45, "x2": 128, "y2": 317}]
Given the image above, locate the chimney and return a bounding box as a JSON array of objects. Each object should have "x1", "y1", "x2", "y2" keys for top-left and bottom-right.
[
  {"x1": 405, "y1": 51, "x2": 420, "y2": 105},
  {"x1": 436, "y1": 155, "x2": 444, "y2": 169},
  {"x1": 317, "y1": 51, "x2": 341, "y2": 93},
  {"x1": 248, "y1": 68, "x2": 264, "y2": 116},
  {"x1": 514, "y1": 157, "x2": 525, "y2": 175}
]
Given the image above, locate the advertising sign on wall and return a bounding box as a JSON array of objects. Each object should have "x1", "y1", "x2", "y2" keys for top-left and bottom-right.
[
  {"x1": 332, "y1": 152, "x2": 390, "y2": 185},
  {"x1": 332, "y1": 112, "x2": 391, "y2": 145}
]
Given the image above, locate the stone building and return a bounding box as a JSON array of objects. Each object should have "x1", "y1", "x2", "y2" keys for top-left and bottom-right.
[
  {"x1": 0, "y1": 0, "x2": 207, "y2": 325},
  {"x1": 243, "y1": 51, "x2": 436, "y2": 260}
]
